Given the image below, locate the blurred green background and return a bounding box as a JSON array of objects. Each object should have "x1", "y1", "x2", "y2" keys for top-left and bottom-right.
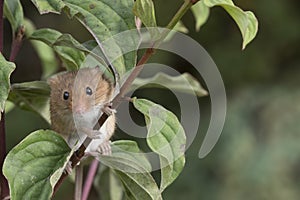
[{"x1": 3, "y1": 0, "x2": 300, "y2": 199}]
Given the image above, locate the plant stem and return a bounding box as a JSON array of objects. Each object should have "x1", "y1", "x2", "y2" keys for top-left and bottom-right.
[
  {"x1": 53, "y1": 0, "x2": 197, "y2": 196},
  {"x1": 0, "y1": 0, "x2": 3, "y2": 53},
  {"x1": 0, "y1": 113, "x2": 9, "y2": 200},
  {"x1": 0, "y1": 0, "x2": 9, "y2": 199},
  {"x1": 9, "y1": 25, "x2": 25, "y2": 62},
  {"x1": 82, "y1": 159, "x2": 99, "y2": 200},
  {"x1": 155, "y1": 0, "x2": 193, "y2": 48},
  {"x1": 75, "y1": 165, "x2": 83, "y2": 200}
]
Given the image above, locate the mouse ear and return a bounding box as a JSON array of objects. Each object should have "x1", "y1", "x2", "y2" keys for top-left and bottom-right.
[{"x1": 47, "y1": 74, "x2": 59, "y2": 87}]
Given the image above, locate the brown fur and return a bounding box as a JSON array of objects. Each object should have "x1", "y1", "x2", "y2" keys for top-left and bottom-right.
[{"x1": 48, "y1": 67, "x2": 115, "y2": 143}]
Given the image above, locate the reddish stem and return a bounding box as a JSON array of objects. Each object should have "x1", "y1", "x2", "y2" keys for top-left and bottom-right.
[
  {"x1": 9, "y1": 26, "x2": 25, "y2": 62},
  {"x1": 0, "y1": 0, "x2": 3, "y2": 53},
  {"x1": 0, "y1": 112, "x2": 9, "y2": 200},
  {"x1": 82, "y1": 159, "x2": 99, "y2": 200}
]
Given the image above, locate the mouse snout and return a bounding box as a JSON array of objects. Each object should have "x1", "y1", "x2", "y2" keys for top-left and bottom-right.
[{"x1": 73, "y1": 104, "x2": 87, "y2": 114}]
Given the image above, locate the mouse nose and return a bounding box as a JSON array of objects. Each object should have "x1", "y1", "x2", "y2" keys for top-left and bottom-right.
[{"x1": 73, "y1": 104, "x2": 87, "y2": 114}]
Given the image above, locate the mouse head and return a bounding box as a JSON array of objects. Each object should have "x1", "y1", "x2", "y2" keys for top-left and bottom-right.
[{"x1": 48, "y1": 67, "x2": 114, "y2": 118}]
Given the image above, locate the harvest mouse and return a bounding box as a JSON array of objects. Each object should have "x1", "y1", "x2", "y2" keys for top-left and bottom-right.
[{"x1": 48, "y1": 66, "x2": 116, "y2": 156}]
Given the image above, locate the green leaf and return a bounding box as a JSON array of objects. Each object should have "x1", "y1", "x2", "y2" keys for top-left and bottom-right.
[
  {"x1": 133, "y1": 0, "x2": 157, "y2": 27},
  {"x1": 95, "y1": 166, "x2": 124, "y2": 200},
  {"x1": 3, "y1": 130, "x2": 72, "y2": 200},
  {"x1": 0, "y1": 54, "x2": 16, "y2": 118},
  {"x1": 5, "y1": 101, "x2": 15, "y2": 113},
  {"x1": 133, "y1": 98, "x2": 186, "y2": 191},
  {"x1": 30, "y1": 0, "x2": 64, "y2": 13},
  {"x1": 174, "y1": 20, "x2": 189, "y2": 34},
  {"x1": 55, "y1": 46, "x2": 85, "y2": 71},
  {"x1": 131, "y1": 72, "x2": 208, "y2": 97},
  {"x1": 54, "y1": 34, "x2": 108, "y2": 68},
  {"x1": 30, "y1": 0, "x2": 138, "y2": 75},
  {"x1": 31, "y1": 30, "x2": 116, "y2": 79},
  {"x1": 29, "y1": 28, "x2": 85, "y2": 71},
  {"x1": 116, "y1": 170, "x2": 162, "y2": 200},
  {"x1": 4, "y1": 0, "x2": 24, "y2": 33},
  {"x1": 99, "y1": 140, "x2": 162, "y2": 200},
  {"x1": 99, "y1": 140, "x2": 152, "y2": 174},
  {"x1": 8, "y1": 81, "x2": 51, "y2": 123},
  {"x1": 203, "y1": 0, "x2": 258, "y2": 49},
  {"x1": 191, "y1": 0, "x2": 210, "y2": 31},
  {"x1": 164, "y1": 21, "x2": 188, "y2": 42},
  {"x1": 24, "y1": 19, "x2": 58, "y2": 78},
  {"x1": 133, "y1": 0, "x2": 159, "y2": 39}
]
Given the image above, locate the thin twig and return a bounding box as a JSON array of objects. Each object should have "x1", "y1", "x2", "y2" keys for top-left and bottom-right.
[
  {"x1": 9, "y1": 25, "x2": 25, "y2": 62},
  {"x1": 0, "y1": 113, "x2": 9, "y2": 200},
  {"x1": 0, "y1": 0, "x2": 3, "y2": 53},
  {"x1": 82, "y1": 159, "x2": 99, "y2": 200},
  {"x1": 75, "y1": 165, "x2": 83, "y2": 200}
]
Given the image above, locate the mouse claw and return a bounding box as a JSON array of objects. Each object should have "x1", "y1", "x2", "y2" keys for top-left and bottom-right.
[
  {"x1": 97, "y1": 140, "x2": 112, "y2": 156},
  {"x1": 64, "y1": 160, "x2": 81, "y2": 174},
  {"x1": 64, "y1": 161, "x2": 73, "y2": 175},
  {"x1": 84, "y1": 141, "x2": 112, "y2": 157},
  {"x1": 87, "y1": 130, "x2": 102, "y2": 139},
  {"x1": 102, "y1": 103, "x2": 116, "y2": 116},
  {"x1": 80, "y1": 128, "x2": 102, "y2": 139}
]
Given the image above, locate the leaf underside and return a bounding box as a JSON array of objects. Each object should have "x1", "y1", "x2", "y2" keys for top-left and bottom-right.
[{"x1": 133, "y1": 98, "x2": 186, "y2": 192}]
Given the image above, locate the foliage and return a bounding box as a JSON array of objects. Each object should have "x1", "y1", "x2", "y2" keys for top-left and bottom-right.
[
  {"x1": 0, "y1": 54, "x2": 15, "y2": 117},
  {"x1": 3, "y1": 130, "x2": 72, "y2": 200},
  {"x1": 0, "y1": 0, "x2": 258, "y2": 199}
]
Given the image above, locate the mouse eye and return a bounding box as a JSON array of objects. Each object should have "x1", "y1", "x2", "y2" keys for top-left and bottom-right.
[
  {"x1": 86, "y1": 87, "x2": 93, "y2": 96},
  {"x1": 63, "y1": 91, "x2": 69, "y2": 100}
]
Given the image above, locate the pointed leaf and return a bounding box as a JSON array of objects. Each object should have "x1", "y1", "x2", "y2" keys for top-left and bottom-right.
[
  {"x1": 99, "y1": 140, "x2": 162, "y2": 200},
  {"x1": 203, "y1": 0, "x2": 258, "y2": 49},
  {"x1": 133, "y1": 98, "x2": 186, "y2": 191},
  {"x1": 54, "y1": 35, "x2": 108, "y2": 69},
  {"x1": 30, "y1": 0, "x2": 64, "y2": 13},
  {"x1": 0, "y1": 54, "x2": 16, "y2": 118},
  {"x1": 116, "y1": 170, "x2": 162, "y2": 200},
  {"x1": 4, "y1": 0, "x2": 24, "y2": 33},
  {"x1": 131, "y1": 72, "x2": 208, "y2": 97},
  {"x1": 5, "y1": 101, "x2": 15, "y2": 113},
  {"x1": 174, "y1": 20, "x2": 189, "y2": 34},
  {"x1": 3, "y1": 130, "x2": 72, "y2": 200},
  {"x1": 30, "y1": 29, "x2": 109, "y2": 74},
  {"x1": 8, "y1": 81, "x2": 51, "y2": 123},
  {"x1": 133, "y1": 0, "x2": 159, "y2": 39},
  {"x1": 99, "y1": 140, "x2": 151, "y2": 174},
  {"x1": 29, "y1": 28, "x2": 85, "y2": 71},
  {"x1": 30, "y1": 0, "x2": 138, "y2": 75},
  {"x1": 164, "y1": 21, "x2": 188, "y2": 41},
  {"x1": 191, "y1": 0, "x2": 210, "y2": 31}
]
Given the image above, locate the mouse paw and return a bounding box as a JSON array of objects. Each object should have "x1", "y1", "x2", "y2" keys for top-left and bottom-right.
[
  {"x1": 102, "y1": 103, "x2": 116, "y2": 116},
  {"x1": 88, "y1": 130, "x2": 102, "y2": 139},
  {"x1": 97, "y1": 140, "x2": 112, "y2": 156},
  {"x1": 64, "y1": 160, "x2": 81, "y2": 174},
  {"x1": 81, "y1": 128, "x2": 102, "y2": 139},
  {"x1": 64, "y1": 161, "x2": 73, "y2": 175}
]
